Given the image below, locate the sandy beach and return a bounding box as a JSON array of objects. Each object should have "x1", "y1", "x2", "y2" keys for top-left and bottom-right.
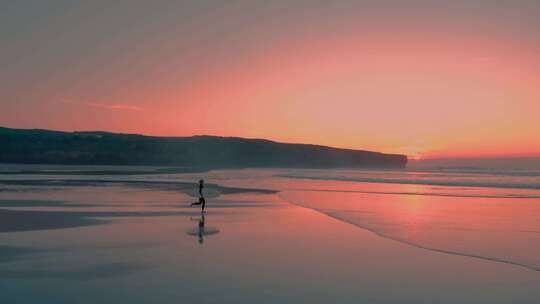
[{"x1": 0, "y1": 166, "x2": 539, "y2": 303}]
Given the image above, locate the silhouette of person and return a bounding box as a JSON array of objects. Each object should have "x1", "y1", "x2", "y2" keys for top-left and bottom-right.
[
  {"x1": 191, "y1": 195, "x2": 206, "y2": 211},
  {"x1": 191, "y1": 179, "x2": 206, "y2": 212},
  {"x1": 198, "y1": 179, "x2": 204, "y2": 196}
]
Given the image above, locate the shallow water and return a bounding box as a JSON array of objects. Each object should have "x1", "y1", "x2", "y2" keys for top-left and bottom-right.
[
  {"x1": 1, "y1": 165, "x2": 539, "y2": 303},
  {"x1": 280, "y1": 190, "x2": 540, "y2": 271},
  {"x1": 180, "y1": 167, "x2": 540, "y2": 271}
]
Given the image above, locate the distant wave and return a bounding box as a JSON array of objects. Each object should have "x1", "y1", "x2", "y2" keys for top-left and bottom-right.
[
  {"x1": 291, "y1": 189, "x2": 540, "y2": 199},
  {"x1": 276, "y1": 174, "x2": 540, "y2": 190},
  {"x1": 407, "y1": 168, "x2": 540, "y2": 177}
]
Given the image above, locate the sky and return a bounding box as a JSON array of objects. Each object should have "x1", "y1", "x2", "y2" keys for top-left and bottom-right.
[{"x1": 1, "y1": 0, "x2": 539, "y2": 159}]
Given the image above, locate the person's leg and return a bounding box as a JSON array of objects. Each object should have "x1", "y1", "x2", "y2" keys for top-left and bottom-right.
[
  {"x1": 201, "y1": 197, "x2": 205, "y2": 211},
  {"x1": 192, "y1": 197, "x2": 203, "y2": 206}
]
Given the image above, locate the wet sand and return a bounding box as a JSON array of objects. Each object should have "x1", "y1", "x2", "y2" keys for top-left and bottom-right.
[{"x1": 0, "y1": 175, "x2": 539, "y2": 303}]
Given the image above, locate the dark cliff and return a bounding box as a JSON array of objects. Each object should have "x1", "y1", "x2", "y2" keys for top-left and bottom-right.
[{"x1": 0, "y1": 127, "x2": 407, "y2": 168}]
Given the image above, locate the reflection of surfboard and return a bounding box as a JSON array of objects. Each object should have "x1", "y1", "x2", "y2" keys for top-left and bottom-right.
[{"x1": 186, "y1": 227, "x2": 220, "y2": 236}]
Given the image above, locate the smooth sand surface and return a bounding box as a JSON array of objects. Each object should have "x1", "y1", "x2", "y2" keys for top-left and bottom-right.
[{"x1": 0, "y1": 177, "x2": 539, "y2": 303}]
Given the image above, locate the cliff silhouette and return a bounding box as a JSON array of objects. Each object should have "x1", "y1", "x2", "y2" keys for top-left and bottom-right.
[{"x1": 0, "y1": 127, "x2": 407, "y2": 168}]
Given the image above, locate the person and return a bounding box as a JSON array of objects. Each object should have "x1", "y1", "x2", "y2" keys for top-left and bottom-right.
[
  {"x1": 191, "y1": 195, "x2": 206, "y2": 212},
  {"x1": 191, "y1": 179, "x2": 206, "y2": 212},
  {"x1": 198, "y1": 179, "x2": 204, "y2": 196}
]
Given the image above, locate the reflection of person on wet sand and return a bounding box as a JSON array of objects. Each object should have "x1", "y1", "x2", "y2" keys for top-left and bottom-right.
[
  {"x1": 187, "y1": 214, "x2": 220, "y2": 244},
  {"x1": 197, "y1": 215, "x2": 205, "y2": 244},
  {"x1": 188, "y1": 216, "x2": 205, "y2": 244}
]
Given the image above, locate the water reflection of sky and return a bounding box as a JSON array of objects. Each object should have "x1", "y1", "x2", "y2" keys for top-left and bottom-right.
[{"x1": 1, "y1": 168, "x2": 540, "y2": 303}]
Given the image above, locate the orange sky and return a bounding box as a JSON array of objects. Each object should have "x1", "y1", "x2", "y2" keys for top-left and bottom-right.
[{"x1": 1, "y1": 1, "x2": 539, "y2": 159}]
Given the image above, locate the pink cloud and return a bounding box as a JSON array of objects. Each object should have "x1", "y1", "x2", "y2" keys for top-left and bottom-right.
[{"x1": 60, "y1": 99, "x2": 142, "y2": 111}]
